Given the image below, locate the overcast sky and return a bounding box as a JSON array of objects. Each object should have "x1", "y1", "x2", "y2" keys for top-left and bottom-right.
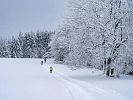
[{"x1": 0, "y1": 0, "x2": 68, "y2": 37}]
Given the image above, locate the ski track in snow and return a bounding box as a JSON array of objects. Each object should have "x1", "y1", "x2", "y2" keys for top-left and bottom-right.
[
  {"x1": 43, "y1": 64, "x2": 94, "y2": 100},
  {"x1": 43, "y1": 63, "x2": 131, "y2": 100},
  {"x1": 0, "y1": 59, "x2": 132, "y2": 100}
]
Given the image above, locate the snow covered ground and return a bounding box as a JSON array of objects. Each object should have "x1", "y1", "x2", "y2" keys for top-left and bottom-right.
[{"x1": 0, "y1": 58, "x2": 133, "y2": 100}]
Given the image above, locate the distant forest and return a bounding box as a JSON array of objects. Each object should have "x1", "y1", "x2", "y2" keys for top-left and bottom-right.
[{"x1": 0, "y1": 30, "x2": 54, "y2": 58}]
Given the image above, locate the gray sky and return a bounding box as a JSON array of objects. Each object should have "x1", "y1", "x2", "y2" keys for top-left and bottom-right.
[{"x1": 0, "y1": 0, "x2": 68, "y2": 37}]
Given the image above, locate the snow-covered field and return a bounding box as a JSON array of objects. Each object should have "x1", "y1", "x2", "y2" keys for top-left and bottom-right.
[{"x1": 0, "y1": 58, "x2": 133, "y2": 100}]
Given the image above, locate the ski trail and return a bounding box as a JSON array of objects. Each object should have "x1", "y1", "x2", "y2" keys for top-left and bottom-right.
[
  {"x1": 43, "y1": 64, "x2": 94, "y2": 100},
  {"x1": 54, "y1": 68, "x2": 131, "y2": 100},
  {"x1": 52, "y1": 72, "x2": 94, "y2": 100},
  {"x1": 53, "y1": 70, "x2": 102, "y2": 100},
  {"x1": 43, "y1": 63, "x2": 131, "y2": 100},
  {"x1": 51, "y1": 75, "x2": 74, "y2": 100}
]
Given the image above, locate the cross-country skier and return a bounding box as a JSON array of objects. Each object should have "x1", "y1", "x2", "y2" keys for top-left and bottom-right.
[
  {"x1": 41, "y1": 61, "x2": 43, "y2": 65},
  {"x1": 50, "y1": 66, "x2": 53, "y2": 73},
  {"x1": 44, "y1": 57, "x2": 47, "y2": 63}
]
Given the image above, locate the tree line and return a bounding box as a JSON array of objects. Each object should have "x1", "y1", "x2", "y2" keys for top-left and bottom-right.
[
  {"x1": 0, "y1": 30, "x2": 54, "y2": 58},
  {"x1": 50, "y1": 0, "x2": 133, "y2": 76},
  {"x1": 0, "y1": 0, "x2": 133, "y2": 76}
]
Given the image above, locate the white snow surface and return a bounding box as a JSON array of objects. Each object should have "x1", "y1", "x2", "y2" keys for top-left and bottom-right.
[{"x1": 0, "y1": 58, "x2": 133, "y2": 100}]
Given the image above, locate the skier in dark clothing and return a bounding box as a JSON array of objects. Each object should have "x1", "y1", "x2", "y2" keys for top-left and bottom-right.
[
  {"x1": 41, "y1": 61, "x2": 43, "y2": 65},
  {"x1": 44, "y1": 57, "x2": 47, "y2": 63},
  {"x1": 50, "y1": 66, "x2": 53, "y2": 73}
]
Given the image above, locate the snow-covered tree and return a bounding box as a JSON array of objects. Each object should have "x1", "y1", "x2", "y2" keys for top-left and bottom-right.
[
  {"x1": 50, "y1": 24, "x2": 71, "y2": 63},
  {"x1": 35, "y1": 30, "x2": 51, "y2": 58},
  {"x1": 0, "y1": 38, "x2": 8, "y2": 58},
  {"x1": 52, "y1": 0, "x2": 133, "y2": 75},
  {"x1": 8, "y1": 37, "x2": 19, "y2": 58}
]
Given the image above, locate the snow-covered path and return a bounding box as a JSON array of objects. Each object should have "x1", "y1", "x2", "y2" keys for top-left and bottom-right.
[
  {"x1": 0, "y1": 59, "x2": 74, "y2": 100},
  {"x1": 44, "y1": 61, "x2": 131, "y2": 100},
  {"x1": 0, "y1": 58, "x2": 132, "y2": 100}
]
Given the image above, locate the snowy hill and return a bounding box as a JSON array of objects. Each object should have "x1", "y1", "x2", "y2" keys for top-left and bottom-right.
[{"x1": 0, "y1": 58, "x2": 133, "y2": 100}]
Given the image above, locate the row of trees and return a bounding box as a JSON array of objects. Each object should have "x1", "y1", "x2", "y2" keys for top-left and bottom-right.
[
  {"x1": 0, "y1": 30, "x2": 54, "y2": 58},
  {"x1": 51, "y1": 0, "x2": 133, "y2": 75}
]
